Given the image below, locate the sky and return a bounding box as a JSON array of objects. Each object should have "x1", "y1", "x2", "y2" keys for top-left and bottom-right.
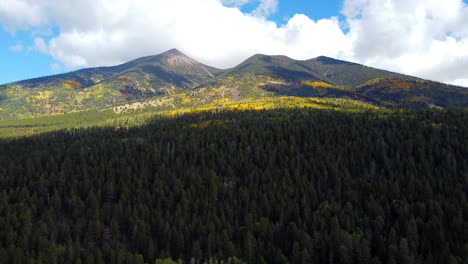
[{"x1": 0, "y1": 0, "x2": 468, "y2": 87}]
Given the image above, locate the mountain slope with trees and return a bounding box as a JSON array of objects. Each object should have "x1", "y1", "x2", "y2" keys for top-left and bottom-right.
[
  {"x1": 0, "y1": 109, "x2": 466, "y2": 263},
  {"x1": 1, "y1": 49, "x2": 467, "y2": 120}
]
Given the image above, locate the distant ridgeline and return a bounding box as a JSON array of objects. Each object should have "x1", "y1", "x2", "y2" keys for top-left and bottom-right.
[
  {"x1": 1, "y1": 49, "x2": 467, "y2": 120},
  {"x1": 0, "y1": 109, "x2": 467, "y2": 263}
]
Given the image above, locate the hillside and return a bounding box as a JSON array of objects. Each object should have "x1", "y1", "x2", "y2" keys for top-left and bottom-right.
[
  {"x1": 0, "y1": 52, "x2": 467, "y2": 264},
  {"x1": 221, "y1": 54, "x2": 415, "y2": 87},
  {"x1": 0, "y1": 109, "x2": 466, "y2": 263},
  {"x1": 301, "y1": 56, "x2": 417, "y2": 87},
  {"x1": 100, "y1": 49, "x2": 222, "y2": 99},
  {"x1": 1, "y1": 49, "x2": 467, "y2": 120},
  {"x1": 355, "y1": 78, "x2": 468, "y2": 108},
  {"x1": 0, "y1": 49, "x2": 220, "y2": 119},
  {"x1": 209, "y1": 54, "x2": 467, "y2": 109}
]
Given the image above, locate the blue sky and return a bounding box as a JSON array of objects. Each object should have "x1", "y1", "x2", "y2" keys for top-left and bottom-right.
[
  {"x1": 240, "y1": 0, "x2": 344, "y2": 23},
  {"x1": 1, "y1": 0, "x2": 468, "y2": 87},
  {"x1": 0, "y1": 29, "x2": 56, "y2": 84}
]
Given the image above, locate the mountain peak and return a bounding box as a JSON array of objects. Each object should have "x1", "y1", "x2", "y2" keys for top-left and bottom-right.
[
  {"x1": 247, "y1": 54, "x2": 294, "y2": 63},
  {"x1": 223, "y1": 53, "x2": 316, "y2": 80},
  {"x1": 162, "y1": 48, "x2": 184, "y2": 56},
  {"x1": 313, "y1": 56, "x2": 356, "y2": 65},
  {"x1": 159, "y1": 48, "x2": 197, "y2": 66}
]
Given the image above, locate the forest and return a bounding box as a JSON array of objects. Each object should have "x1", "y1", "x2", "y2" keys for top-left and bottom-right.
[{"x1": 0, "y1": 109, "x2": 467, "y2": 263}]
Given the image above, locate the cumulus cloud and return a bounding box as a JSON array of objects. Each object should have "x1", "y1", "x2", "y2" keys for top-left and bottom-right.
[
  {"x1": 343, "y1": 0, "x2": 468, "y2": 85},
  {"x1": 6, "y1": 0, "x2": 346, "y2": 69},
  {"x1": 0, "y1": 0, "x2": 47, "y2": 31},
  {"x1": 0, "y1": 0, "x2": 467, "y2": 87}
]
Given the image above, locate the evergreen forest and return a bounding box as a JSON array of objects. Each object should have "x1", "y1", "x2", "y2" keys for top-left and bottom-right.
[{"x1": 0, "y1": 109, "x2": 467, "y2": 263}]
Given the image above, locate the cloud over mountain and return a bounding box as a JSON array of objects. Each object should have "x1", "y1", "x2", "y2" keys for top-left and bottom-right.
[{"x1": 343, "y1": 0, "x2": 468, "y2": 86}]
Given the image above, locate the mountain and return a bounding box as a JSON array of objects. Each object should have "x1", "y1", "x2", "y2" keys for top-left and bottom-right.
[
  {"x1": 354, "y1": 78, "x2": 468, "y2": 108},
  {"x1": 211, "y1": 53, "x2": 467, "y2": 108},
  {"x1": 100, "y1": 49, "x2": 222, "y2": 99},
  {"x1": 221, "y1": 54, "x2": 321, "y2": 81},
  {"x1": 221, "y1": 54, "x2": 414, "y2": 86},
  {"x1": 302, "y1": 56, "x2": 417, "y2": 87},
  {"x1": 0, "y1": 49, "x2": 220, "y2": 119},
  {"x1": 1, "y1": 49, "x2": 467, "y2": 120}
]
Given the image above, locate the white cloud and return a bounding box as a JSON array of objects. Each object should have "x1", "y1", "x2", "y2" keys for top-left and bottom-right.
[
  {"x1": 343, "y1": 0, "x2": 468, "y2": 85},
  {"x1": 1, "y1": 0, "x2": 468, "y2": 86},
  {"x1": 7, "y1": 0, "x2": 347, "y2": 69},
  {"x1": 252, "y1": 0, "x2": 278, "y2": 18},
  {"x1": 9, "y1": 44, "x2": 23, "y2": 52},
  {"x1": 0, "y1": 0, "x2": 47, "y2": 31}
]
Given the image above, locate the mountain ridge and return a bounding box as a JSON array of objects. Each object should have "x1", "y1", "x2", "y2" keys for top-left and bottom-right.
[{"x1": 1, "y1": 49, "x2": 467, "y2": 120}]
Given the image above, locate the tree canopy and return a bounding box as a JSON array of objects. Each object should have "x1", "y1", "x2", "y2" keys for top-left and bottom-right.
[{"x1": 0, "y1": 109, "x2": 466, "y2": 263}]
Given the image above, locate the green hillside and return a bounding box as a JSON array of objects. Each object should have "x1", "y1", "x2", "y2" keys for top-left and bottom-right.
[
  {"x1": 0, "y1": 95, "x2": 379, "y2": 138},
  {"x1": 0, "y1": 50, "x2": 467, "y2": 264},
  {"x1": 1, "y1": 49, "x2": 467, "y2": 122},
  {"x1": 356, "y1": 78, "x2": 468, "y2": 108},
  {"x1": 301, "y1": 56, "x2": 417, "y2": 87},
  {"x1": 0, "y1": 49, "x2": 220, "y2": 119},
  {"x1": 221, "y1": 54, "x2": 322, "y2": 81}
]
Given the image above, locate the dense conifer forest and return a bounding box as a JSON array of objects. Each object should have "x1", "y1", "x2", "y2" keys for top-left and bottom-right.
[{"x1": 0, "y1": 109, "x2": 467, "y2": 263}]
